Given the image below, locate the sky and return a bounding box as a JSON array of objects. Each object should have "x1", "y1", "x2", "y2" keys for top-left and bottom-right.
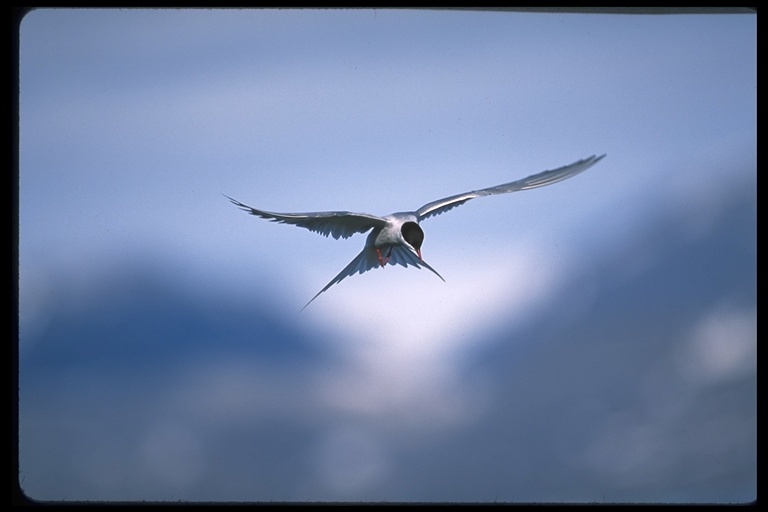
[{"x1": 17, "y1": 8, "x2": 756, "y2": 503}]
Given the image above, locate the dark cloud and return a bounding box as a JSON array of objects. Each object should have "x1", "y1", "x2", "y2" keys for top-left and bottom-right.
[{"x1": 18, "y1": 181, "x2": 755, "y2": 503}]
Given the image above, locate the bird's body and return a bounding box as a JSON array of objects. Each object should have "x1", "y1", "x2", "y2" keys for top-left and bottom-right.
[
  {"x1": 373, "y1": 212, "x2": 416, "y2": 250},
  {"x1": 227, "y1": 154, "x2": 605, "y2": 309}
]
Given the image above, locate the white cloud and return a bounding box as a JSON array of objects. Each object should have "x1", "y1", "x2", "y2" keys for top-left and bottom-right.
[
  {"x1": 309, "y1": 242, "x2": 565, "y2": 427},
  {"x1": 678, "y1": 304, "x2": 756, "y2": 386}
]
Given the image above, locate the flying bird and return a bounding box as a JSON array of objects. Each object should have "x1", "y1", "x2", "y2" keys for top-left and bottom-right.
[{"x1": 227, "y1": 154, "x2": 605, "y2": 309}]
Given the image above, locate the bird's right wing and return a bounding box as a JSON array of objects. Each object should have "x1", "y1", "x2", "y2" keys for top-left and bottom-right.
[
  {"x1": 416, "y1": 154, "x2": 606, "y2": 220},
  {"x1": 225, "y1": 195, "x2": 388, "y2": 240},
  {"x1": 384, "y1": 245, "x2": 445, "y2": 282},
  {"x1": 301, "y1": 245, "x2": 445, "y2": 310},
  {"x1": 301, "y1": 245, "x2": 382, "y2": 310}
]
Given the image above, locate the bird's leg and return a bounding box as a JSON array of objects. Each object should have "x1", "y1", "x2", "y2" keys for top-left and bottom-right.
[{"x1": 376, "y1": 247, "x2": 392, "y2": 267}]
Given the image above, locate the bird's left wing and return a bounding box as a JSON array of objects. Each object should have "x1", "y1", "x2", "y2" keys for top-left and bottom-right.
[
  {"x1": 416, "y1": 154, "x2": 606, "y2": 220},
  {"x1": 225, "y1": 195, "x2": 387, "y2": 240}
]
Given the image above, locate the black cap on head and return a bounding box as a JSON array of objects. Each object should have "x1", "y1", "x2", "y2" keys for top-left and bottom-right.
[{"x1": 401, "y1": 222, "x2": 424, "y2": 251}]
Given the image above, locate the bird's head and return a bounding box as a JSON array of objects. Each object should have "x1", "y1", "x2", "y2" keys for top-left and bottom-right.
[{"x1": 401, "y1": 221, "x2": 425, "y2": 260}]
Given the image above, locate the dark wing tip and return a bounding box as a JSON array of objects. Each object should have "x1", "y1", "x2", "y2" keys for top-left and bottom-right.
[{"x1": 223, "y1": 194, "x2": 251, "y2": 211}]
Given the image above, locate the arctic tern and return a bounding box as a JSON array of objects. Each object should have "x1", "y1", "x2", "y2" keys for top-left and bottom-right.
[{"x1": 227, "y1": 154, "x2": 605, "y2": 309}]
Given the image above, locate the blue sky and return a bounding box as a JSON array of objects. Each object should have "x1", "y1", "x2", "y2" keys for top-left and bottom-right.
[{"x1": 18, "y1": 9, "x2": 755, "y2": 503}]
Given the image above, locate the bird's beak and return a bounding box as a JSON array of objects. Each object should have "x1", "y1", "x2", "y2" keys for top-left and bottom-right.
[{"x1": 417, "y1": 249, "x2": 423, "y2": 260}]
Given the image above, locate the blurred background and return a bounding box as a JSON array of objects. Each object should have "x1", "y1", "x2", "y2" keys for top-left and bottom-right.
[{"x1": 17, "y1": 8, "x2": 755, "y2": 503}]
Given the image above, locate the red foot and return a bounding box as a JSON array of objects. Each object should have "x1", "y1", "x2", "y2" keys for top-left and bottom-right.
[{"x1": 376, "y1": 248, "x2": 391, "y2": 267}]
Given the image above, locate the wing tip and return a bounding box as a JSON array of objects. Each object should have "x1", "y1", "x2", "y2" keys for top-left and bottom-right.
[
  {"x1": 223, "y1": 193, "x2": 253, "y2": 212},
  {"x1": 590, "y1": 153, "x2": 607, "y2": 163}
]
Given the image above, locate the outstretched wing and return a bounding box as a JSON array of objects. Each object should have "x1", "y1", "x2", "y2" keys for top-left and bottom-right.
[
  {"x1": 225, "y1": 195, "x2": 387, "y2": 240},
  {"x1": 384, "y1": 245, "x2": 445, "y2": 282},
  {"x1": 416, "y1": 154, "x2": 606, "y2": 220},
  {"x1": 302, "y1": 245, "x2": 445, "y2": 310},
  {"x1": 301, "y1": 245, "x2": 381, "y2": 310}
]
